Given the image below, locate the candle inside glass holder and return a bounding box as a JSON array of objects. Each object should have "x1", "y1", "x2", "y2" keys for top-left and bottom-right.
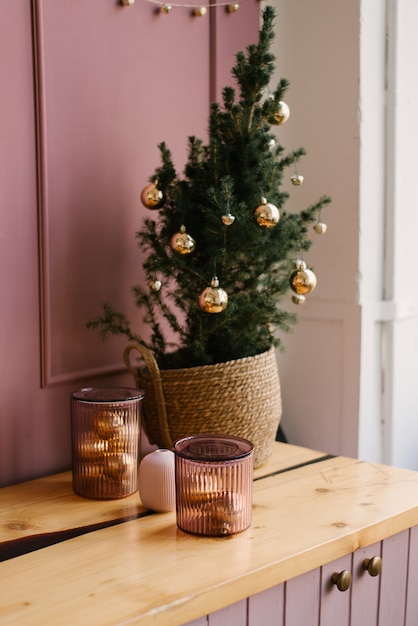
[
  {"x1": 70, "y1": 387, "x2": 143, "y2": 499},
  {"x1": 173, "y1": 434, "x2": 254, "y2": 536}
]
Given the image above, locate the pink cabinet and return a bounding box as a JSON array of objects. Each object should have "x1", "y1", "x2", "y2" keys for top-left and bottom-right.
[{"x1": 185, "y1": 527, "x2": 418, "y2": 626}]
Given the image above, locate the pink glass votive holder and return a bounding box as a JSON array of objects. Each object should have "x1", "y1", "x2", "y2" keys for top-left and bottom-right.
[
  {"x1": 70, "y1": 387, "x2": 143, "y2": 499},
  {"x1": 173, "y1": 434, "x2": 254, "y2": 536}
]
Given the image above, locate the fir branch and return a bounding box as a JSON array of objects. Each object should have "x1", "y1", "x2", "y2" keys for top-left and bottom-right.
[{"x1": 87, "y1": 304, "x2": 140, "y2": 343}]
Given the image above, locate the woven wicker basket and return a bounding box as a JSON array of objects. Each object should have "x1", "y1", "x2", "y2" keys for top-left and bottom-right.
[{"x1": 123, "y1": 343, "x2": 282, "y2": 468}]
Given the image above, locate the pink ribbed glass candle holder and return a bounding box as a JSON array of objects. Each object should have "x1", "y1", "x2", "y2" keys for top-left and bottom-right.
[
  {"x1": 174, "y1": 434, "x2": 254, "y2": 536},
  {"x1": 70, "y1": 387, "x2": 143, "y2": 499}
]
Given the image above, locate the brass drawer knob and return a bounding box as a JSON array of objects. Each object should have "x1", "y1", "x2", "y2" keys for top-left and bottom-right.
[
  {"x1": 331, "y1": 569, "x2": 352, "y2": 591},
  {"x1": 363, "y1": 556, "x2": 382, "y2": 577}
]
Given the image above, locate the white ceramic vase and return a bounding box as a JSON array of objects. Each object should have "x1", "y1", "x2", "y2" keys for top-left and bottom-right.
[{"x1": 138, "y1": 449, "x2": 176, "y2": 512}]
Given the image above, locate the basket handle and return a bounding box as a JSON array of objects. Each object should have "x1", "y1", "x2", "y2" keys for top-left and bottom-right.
[{"x1": 123, "y1": 342, "x2": 172, "y2": 448}]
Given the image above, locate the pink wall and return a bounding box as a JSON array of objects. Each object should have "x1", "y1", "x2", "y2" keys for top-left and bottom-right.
[{"x1": 0, "y1": 0, "x2": 259, "y2": 487}]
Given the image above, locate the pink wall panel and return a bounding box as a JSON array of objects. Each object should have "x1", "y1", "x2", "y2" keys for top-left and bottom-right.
[
  {"x1": 211, "y1": 0, "x2": 260, "y2": 101},
  {"x1": 0, "y1": 2, "x2": 43, "y2": 485},
  {"x1": 0, "y1": 0, "x2": 260, "y2": 486},
  {"x1": 36, "y1": 0, "x2": 211, "y2": 384}
]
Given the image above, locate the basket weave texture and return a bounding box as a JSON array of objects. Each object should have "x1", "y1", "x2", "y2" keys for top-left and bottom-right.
[{"x1": 123, "y1": 344, "x2": 282, "y2": 468}]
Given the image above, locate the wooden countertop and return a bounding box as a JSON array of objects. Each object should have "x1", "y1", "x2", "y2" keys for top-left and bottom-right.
[{"x1": 1, "y1": 443, "x2": 418, "y2": 625}]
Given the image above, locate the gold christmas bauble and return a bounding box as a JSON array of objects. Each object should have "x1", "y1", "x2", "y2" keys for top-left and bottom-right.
[
  {"x1": 80, "y1": 462, "x2": 104, "y2": 478},
  {"x1": 221, "y1": 213, "x2": 235, "y2": 226},
  {"x1": 149, "y1": 279, "x2": 162, "y2": 291},
  {"x1": 269, "y1": 101, "x2": 290, "y2": 126},
  {"x1": 107, "y1": 436, "x2": 130, "y2": 454},
  {"x1": 290, "y1": 263, "x2": 317, "y2": 295},
  {"x1": 314, "y1": 222, "x2": 327, "y2": 234},
  {"x1": 254, "y1": 197, "x2": 280, "y2": 228},
  {"x1": 94, "y1": 410, "x2": 124, "y2": 440},
  {"x1": 79, "y1": 435, "x2": 108, "y2": 461},
  {"x1": 197, "y1": 277, "x2": 228, "y2": 313},
  {"x1": 171, "y1": 225, "x2": 196, "y2": 254},
  {"x1": 140, "y1": 182, "x2": 164, "y2": 210},
  {"x1": 291, "y1": 174, "x2": 304, "y2": 186},
  {"x1": 292, "y1": 294, "x2": 306, "y2": 305},
  {"x1": 104, "y1": 453, "x2": 135, "y2": 481}
]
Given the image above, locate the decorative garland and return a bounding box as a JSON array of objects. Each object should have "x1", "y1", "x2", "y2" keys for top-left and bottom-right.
[{"x1": 121, "y1": 0, "x2": 242, "y2": 14}]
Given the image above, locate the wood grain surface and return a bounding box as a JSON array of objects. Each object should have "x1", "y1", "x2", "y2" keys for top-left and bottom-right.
[{"x1": 1, "y1": 443, "x2": 418, "y2": 626}]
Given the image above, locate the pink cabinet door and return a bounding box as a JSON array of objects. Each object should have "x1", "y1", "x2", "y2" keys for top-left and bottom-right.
[
  {"x1": 406, "y1": 525, "x2": 418, "y2": 625},
  {"x1": 350, "y1": 541, "x2": 381, "y2": 625},
  {"x1": 320, "y1": 554, "x2": 352, "y2": 626},
  {"x1": 378, "y1": 529, "x2": 409, "y2": 626},
  {"x1": 183, "y1": 525, "x2": 418, "y2": 626},
  {"x1": 184, "y1": 598, "x2": 248, "y2": 626},
  {"x1": 209, "y1": 599, "x2": 247, "y2": 625},
  {"x1": 285, "y1": 568, "x2": 321, "y2": 625},
  {"x1": 248, "y1": 584, "x2": 285, "y2": 626}
]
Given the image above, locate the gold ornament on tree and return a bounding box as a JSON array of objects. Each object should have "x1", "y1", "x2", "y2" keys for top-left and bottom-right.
[
  {"x1": 313, "y1": 222, "x2": 327, "y2": 234},
  {"x1": 254, "y1": 196, "x2": 280, "y2": 228},
  {"x1": 269, "y1": 100, "x2": 290, "y2": 126},
  {"x1": 149, "y1": 279, "x2": 162, "y2": 292},
  {"x1": 291, "y1": 160, "x2": 304, "y2": 186},
  {"x1": 171, "y1": 225, "x2": 196, "y2": 254},
  {"x1": 313, "y1": 208, "x2": 328, "y2": 234},
  {"x1": 221, "y1": 197, "x2": 235, "y2": 226},
  {"x1": 290, "y1": 259, "x2": 317, "y2": 304},
  {"x1": 141, "y1": 181, "x2": 164, "y2": 210},
  {"x1": 222, "y1": 212, "x2": 235, "y2": 226},
  {"x1": 197, "y1": 276, "x2": 228, "y2": 313},
  {"x1": 291, "y1": 292, "x2": 306, "y2": 305}
]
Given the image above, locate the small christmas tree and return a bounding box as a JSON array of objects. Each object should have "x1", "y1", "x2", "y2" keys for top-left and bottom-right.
[{"x1": 89, "y1": 6, "x2": 330, "y2": 370}]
